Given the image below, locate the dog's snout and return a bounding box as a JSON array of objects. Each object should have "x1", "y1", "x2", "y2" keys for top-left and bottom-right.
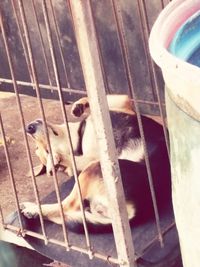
[{"x1": 26, "y1": 123, "x2": 37, "y2": 134}]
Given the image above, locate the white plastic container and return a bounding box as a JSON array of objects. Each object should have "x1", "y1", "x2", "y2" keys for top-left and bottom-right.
[
  {"x1": 149, "y1": 0, "x2": 200, "y2": 120},
  {"x1": 149, "y1": 1, "x2": 200, "y2": 267}
]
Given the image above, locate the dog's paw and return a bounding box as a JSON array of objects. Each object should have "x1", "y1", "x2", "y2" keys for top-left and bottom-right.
[
  {"x1": 71, "y1": 103, "x2": 85, "y2": 117},
  {"x1": 20, "y1": 202, "x2": 39, "y2": 219},
  {"x1": 71, "y1": 99, "x2": 90, "y2": 118}
]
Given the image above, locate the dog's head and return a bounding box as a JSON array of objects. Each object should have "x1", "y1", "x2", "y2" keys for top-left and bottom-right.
[{"x1": 26, "y1": 119, "x2": 59, "y2": 145}]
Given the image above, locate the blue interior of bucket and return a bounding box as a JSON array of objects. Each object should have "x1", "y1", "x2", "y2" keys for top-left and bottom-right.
[{"x1": 169, "y1": 11, "x2": 200, "y2": 67}]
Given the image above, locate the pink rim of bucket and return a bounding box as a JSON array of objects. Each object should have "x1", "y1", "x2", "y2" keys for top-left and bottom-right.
[
  {"x1": 149, "y1": 0, "x2": 200, "y2": 120},
  {"x1": 149, "y1": 0, "x2": 200, "y2": 86}
]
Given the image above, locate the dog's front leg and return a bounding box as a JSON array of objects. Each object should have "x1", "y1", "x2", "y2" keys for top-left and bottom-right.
[
  {"x1": 21, "y1": 202, "x2": 64, "y2": 224},
  {"x1": 21, "y1": 185, "x2": 82, "y2": 224},
  {"x1": 46, "y1": 152, "x2": 61, "y2": 176}
]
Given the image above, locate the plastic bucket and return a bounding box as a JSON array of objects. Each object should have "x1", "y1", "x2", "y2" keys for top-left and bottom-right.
[{"x1": 149, "y1": 1, "x2": 200, "y2": 267}]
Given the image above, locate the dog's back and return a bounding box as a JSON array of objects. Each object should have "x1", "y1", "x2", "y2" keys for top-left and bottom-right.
[{"x1": 81, "y1": 111, "x2": 166, "y2": 163}]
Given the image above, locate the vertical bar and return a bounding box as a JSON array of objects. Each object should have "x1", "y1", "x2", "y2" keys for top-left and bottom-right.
[
  {"x1": 11, "y1": 0, "x2": 33, "y2": 83},
  {"x1": 41, "y1": 0, "x2": 93, "y2": 256},
  {"x1": 111, "y1": 0, "x2": 164, "y2": 246},
  {"x1": 0, "y1": 11, "x2": 47, "y2": 241},
  {"x1": 69, "y1": 1, "x2": 136, "y2": 266},
  {"x1": 89, "y1": 2, "x2": 110, "y2": 94},
  {"x1": 17, "y1": 0, "x2": 70, "y2": 249},
  {"x1": 0, "y1": 113, "x2": 24, "y2": 231},
  {"x1": 136, "y1": 0, "x2": 170, "y2": 156},
  {"x1": 30, "y1": 0, "x2": 54, "y2": 90},
  {"x1": 49, "y1": 0, "x2": 71, "y2": 89}
]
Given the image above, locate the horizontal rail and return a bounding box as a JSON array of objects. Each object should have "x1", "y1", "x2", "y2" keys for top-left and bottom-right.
[
  {"x1": 2, "y1": 224, "x2": 120, "y2": 265},
  {"x1": 0, "y1": 78, "x2": 86, "y2": 96},
  {"x1": 0, "y1": 78, "x2": 166, "y2": 107}
]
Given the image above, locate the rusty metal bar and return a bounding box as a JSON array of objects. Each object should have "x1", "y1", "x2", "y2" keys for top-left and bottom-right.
[
  {"x1": 69, "y1": 1, "x2": 136, "y2": 266},
  {"x1": 136, "y1": 0, "x2": 170, "y2": 156},
  {"x1": 88, "y1": 2, "x2": 110, "y2": 94},
  {"x1": 0, "y1": 113, "x2": 24, "y2": 231},
  {"x1": 41, "y1": 0, "x2": 93, "y2": 256},
  {"x1": 30, "y1": 0, "x2": 54, "y2": 91},
  {"x1": 3, "y1": 217, "x2": 175, "y2": 264},
  {"x1": 16, "y1": 0, "x2": 70, "y2": 248},
  {"x1": 111, "y1": 0, "x2": 164, "y2": 247},
  {"x1": 49, "y1": 0, "x2": 71, "y2": 89},
  {"x1": 10, "y1": 0, "x2": 33, "y2": 83},
  {"x1": 135, "y1": 221, "x2": 176, "y2": 260},
  {"x1": 0, "y1": 78, "x2": 166, "y2": 108},
  {"x1": 0, "y1": 11, "x2": 48, "y2": 242},
  {"x1": 0, "y1": 78, "x2": 85, "y2": 95},
  {"x1": 3, "y1": 224, "x2": 120, "y2": 265}
]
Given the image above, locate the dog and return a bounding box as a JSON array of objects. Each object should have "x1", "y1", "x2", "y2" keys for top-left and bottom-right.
[
  {"x1": 25, "y1": 94, "x2": 165, "y2": 176},
  {"x1": 21, "y1": 94, "x2": 171, "y2": 232},
  {"x1": 21, "y1": 140, "x2": 171, "y2": 233},
  {"x1": 25, "y1": 94, "x2": 134, "y2": 176}
]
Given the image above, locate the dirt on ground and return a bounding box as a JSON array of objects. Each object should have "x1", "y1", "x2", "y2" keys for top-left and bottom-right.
[{"x1": 0, "y1": 92, "x2": 75, "y2": 221}]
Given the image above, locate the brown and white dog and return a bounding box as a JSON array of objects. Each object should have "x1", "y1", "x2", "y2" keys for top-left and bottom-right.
[
  {"x1": 21, "y1": 94, "x2": 171, "y2": 233},
  {"x1": 25, "y1": 94, "x2": 134, "y2": 176}
]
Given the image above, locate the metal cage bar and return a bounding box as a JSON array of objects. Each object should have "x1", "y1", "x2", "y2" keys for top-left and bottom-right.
[
  {"x1": 68, "y1": 1, "x2": 136, "y2": 266},
  {"x1": 136, "y1": 0, "x2": 170, "y2": 157},
  {"x1": 0, "y1": 113, "x2": 24, "y2": 231},
  {"x1": 110, "y1": 0, "x2": 164, "y2": 246},
  {"x1": 30, "y1": 0, "x2": 54, "y2": 91},
  {"x1": 0, "y1": 0, "x2": 175, "y2": 266},
  {"x1": 41, "y1": 0, "x2": 93, "y2": 255},
  {"x1": 0, "y1": 12, "x2": 48, "y2": 241},
  {"x1": 49, "y1": 0, "x2": 71, "y2": 89},
  {"x1": 17, "y1": 0, "x2": 70, "y2": 248}
]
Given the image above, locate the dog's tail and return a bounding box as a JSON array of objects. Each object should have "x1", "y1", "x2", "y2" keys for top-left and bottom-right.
[{"x1": 66, "y1": 210, "x2": 114, "y2": 234}]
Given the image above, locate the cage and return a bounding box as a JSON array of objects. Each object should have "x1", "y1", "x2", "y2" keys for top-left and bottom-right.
[{"x1": 0, "y1": 1, "x2": 182, "y2": 267}]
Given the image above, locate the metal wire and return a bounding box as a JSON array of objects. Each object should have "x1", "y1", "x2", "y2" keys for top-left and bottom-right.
[
  {"x1": 0, "y1": 77, "x2": 85, "y2": 96},
  {"x1": 111, "y1": 0, "x2": 164, "y2": 246},
  {"x1": 10, "y1": 0, "x2": 33, "y2": 83},
  {"x1": 30, "y1": 0, "x2": 54, "y2": 91},
  {"x1": 49, "y1": 0, "x2": 71, "y2": 89},
  {"x1": 0, "y1": 113, "x2": 24, "y2": 231},
  {"x1": 3, "y1": 223, "x2": 120, "y2": 265},
  {"x1": 16, "y1": 0, "x2": 70, "y2": 248},
  {"x1": 0, "y1": 0, "x2": 173, "y2": 264},
  {"x1": 136, "y1": 0, "x2": 170, "y2": 156},
  {"x1": 0, "y1": 13, "x2": 49, "y2": 240},
  {"x1": 41, "y1": 0, "x2": 93, "y2": 256}
]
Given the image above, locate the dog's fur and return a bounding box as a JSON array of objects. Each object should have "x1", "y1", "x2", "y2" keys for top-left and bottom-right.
[
  {"x1": 22, "y1": 94, "x2": 171, "y2": 233},
  {"x1": 26, "y1": 94, "x2": 134, "y2": 176},
  {"x1": 21, "y1": 142, "x2": 171, "y2": 233},
  {"x1": 25, "y1": 95, "x2": 165, "y2": 176}
]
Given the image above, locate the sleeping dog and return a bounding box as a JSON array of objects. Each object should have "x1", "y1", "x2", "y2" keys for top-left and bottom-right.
[
  {"x1": 25, "y1": 95, "x2": 165, "y2": 176},
  {"x1": 21, "y1": 141, "x2": 170, "y2": 233},
  {"x1": 26, "y1": 94, "x2": 134, "y2": 176},
  {"x1": 21, "y1": 95, "x2": 171, "y2": 232}
]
